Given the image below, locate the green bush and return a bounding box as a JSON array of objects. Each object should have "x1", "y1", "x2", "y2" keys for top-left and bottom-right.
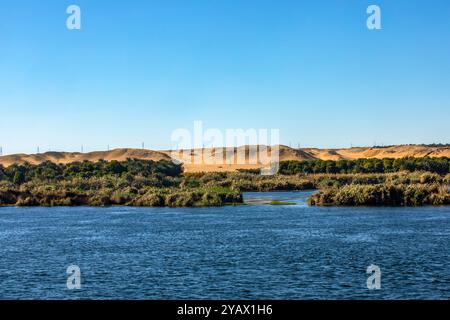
[
  {"x1": 280, "y1": 157, "x2": 450, "y2": 175},
  {"x1": 310, "y1": 183, "x2": 450, "y2": 207}
]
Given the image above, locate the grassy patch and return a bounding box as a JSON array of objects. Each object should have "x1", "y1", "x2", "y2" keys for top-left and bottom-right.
[{"x1": 269, "y1": 200, "x2": 297, "y2": 206}]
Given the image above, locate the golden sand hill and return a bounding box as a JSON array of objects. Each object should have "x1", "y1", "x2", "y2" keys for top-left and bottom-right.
[
  {"x1": 165, "y1": 145, "x2": 316, "y2": 172},
  {"x1": 0, "y1": 149, "x2": 171, "y2": 167},
  {"x1": 304, "y1": 145, "x2": 450, "y2": 160},
  {"x1": 0, "y1": 145, "x2": 449, "y2": 172}
]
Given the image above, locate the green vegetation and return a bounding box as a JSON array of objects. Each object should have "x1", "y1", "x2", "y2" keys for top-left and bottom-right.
[
  {"x1": 279, "y1": 157, "x2": 450, "y2": 175},
  {"x1": 237, "y1": 167, "x2": 450, "y2": 207},
  {"x1": 1, "y1": 157, "x2": 449, "y2": 207},
  {"x1": 0, "y1": 160, "x2": 242, "y2": 207},
  {"x1": 182, "y1": 172, "x2": 314, "y2": 192},
  {"x1": 309, "y1": 183, "x2": 450, "y2": 206},
  {"x1": 269, "y1": 201, "x2": 296, "y2": 206},
  {"x1": 0, "y1": 159, "x2": 182, "y2": 183},
  {"x1": 308, "y1": 171, "x2": 450, "y2": 206}
]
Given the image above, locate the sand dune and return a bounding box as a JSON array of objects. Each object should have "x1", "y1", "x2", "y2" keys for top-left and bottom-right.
[
  {"x1": 1, "y1": 145, "x2": 449, "y2": 172},
  {"x1": 0, "y1": 149, "x2": 171, "y2": 167},
  {"x1": 304, "y1": 145, "x2": 450, "y2": 160}
]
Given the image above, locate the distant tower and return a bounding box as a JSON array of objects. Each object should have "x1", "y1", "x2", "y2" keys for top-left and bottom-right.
[
  {"x1": 107, "y1": 145, "x2": 110, "y2": 151},
  {"x1": 37, "y1": 146, "x2": 40, "y2": 154},
  {"x1": 0, "y1": 146, "x2": 2, "y2": 156},
  {"x1": 142, "y1": 142, "x2": 145, "y2": 149},
  {"x1": 81, "y1": 145, "x2": 84, "y2": 153}
]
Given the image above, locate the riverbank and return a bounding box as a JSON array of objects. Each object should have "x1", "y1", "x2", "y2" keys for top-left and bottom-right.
[
  {"x1": 0, "y1": 159, "x2": 242, "y2": 207},
  {"x1": 309, "y1": 183, "x2": 450, "y2": 206},
  {"x1": 1, "y1": 159, "x2": 449, "y2": 207}
]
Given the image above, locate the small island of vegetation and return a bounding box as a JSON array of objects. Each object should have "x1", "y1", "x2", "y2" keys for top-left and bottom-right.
[{"x1": 278, "y1": 158, "x2": 450, "y2": 206}]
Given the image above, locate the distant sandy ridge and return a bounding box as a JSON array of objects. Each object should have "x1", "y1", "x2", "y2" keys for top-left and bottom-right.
[{"x1": 1, "y1": 145, "x2": 449, "y2": 172}]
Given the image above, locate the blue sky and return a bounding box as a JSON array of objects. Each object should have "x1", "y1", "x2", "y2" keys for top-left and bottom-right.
[{"x1": 1, "y1": 0, "x2": 449, "y2": 154}]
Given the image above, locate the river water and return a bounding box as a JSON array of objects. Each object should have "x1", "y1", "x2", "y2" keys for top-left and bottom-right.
[{"x1": 0, "y1": 191, "x2": 449, "y2": 299}]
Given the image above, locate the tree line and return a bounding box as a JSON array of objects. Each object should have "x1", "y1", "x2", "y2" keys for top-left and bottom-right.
[
  {"x1": 279, "y1": 157, "x2": 450, "y2": 175},
  {"x1": 0, "y1": 159, "x2": 183, "y2": 185}
]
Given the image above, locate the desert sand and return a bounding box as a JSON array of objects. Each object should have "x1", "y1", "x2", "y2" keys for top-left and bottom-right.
[{"x1": 1, "y1": 145, "x2": 449, "y2": 172}]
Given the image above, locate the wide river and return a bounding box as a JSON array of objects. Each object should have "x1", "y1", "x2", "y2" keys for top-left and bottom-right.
[{"x1": 0, "y1": 191, "x2": 449, "y2": 300}]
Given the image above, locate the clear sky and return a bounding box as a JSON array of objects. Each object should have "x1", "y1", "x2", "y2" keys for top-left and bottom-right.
[{"x1": 1, "y1": 0, "x2": 449, "y2": 154}]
